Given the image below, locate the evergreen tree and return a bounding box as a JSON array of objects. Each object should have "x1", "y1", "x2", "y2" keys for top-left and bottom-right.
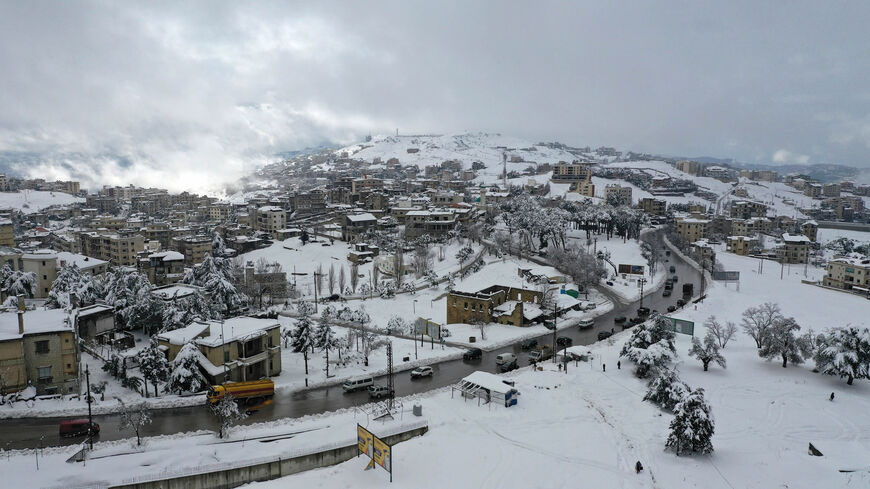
[
  {"x1": 212, "y1": 231, "x2": 227, "y2": 258},
  {"x1": 46, "y1": 264, "x2": 103, "y2": 309},
  {"x1": 688, "y1": 332, "x2": 727, "y2": 371},
  {"x1": 105, "y1": 269, "x2": 163, "y2": 333},
  {"x1": 1, "y1": 265, "x2": 36, "y2": 298},
  {"x1": 315, "y1": 316, "x2": 340, "y2": 376},
  {"x1": 166, "y1": 343, "x2": 207, "y2": 394},
  {"x1": 620, "y1": 313, "x2": 676, "y2": 354},
  {"x1": 814, "y1": 327, "x2": 870, "y2": 385},
  {"x1": 292, "y1": 311, "x2": 316, "y2": 375},
  {"x1": 758, "y1": 316, "x2": 812, "y2": 368},
  {"x1": 623, "y1": 340, "x2": 675, "y2": 378},
  {"x1": 182, "y1": 256, "x2": 247, "y2": 317},
  {"x1": 138, "y1": 339, "x2": 170, "y2": 397},
  {"x1": 666, "y1": 388, "x2": 715, "y2": 455},
  {"x1": 644, "y1": 369, "x2": 690, "y2": 411},
  {"x1": 161, "y1": 289, "x2": 213, "y2": 332}
]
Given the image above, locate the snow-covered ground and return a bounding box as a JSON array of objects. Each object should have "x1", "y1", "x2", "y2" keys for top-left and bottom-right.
[
  {"x1": 579, "y1": 230, "x2": 668, "y2": 302},
  {"x1": 0, "y1": 190, "x2": 83, "y2": 214}
]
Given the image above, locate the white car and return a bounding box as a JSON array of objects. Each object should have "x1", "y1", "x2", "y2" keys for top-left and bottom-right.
[
  {"x1": 410, "y1": 366, "x2": 433, "y2": 379},
  {"x1": 578, "y1": 318, "x2": 594, "y2": 329}
]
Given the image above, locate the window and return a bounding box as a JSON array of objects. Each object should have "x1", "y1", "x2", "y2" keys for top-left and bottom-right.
[
  {"x1": 464, "y1": 302, "x2": 468, "y2": 310},
  {"x1": 224, "y1": 351, "x2": 230, "y2": 363},
  {"x1": 43, "y1": 275, "x2": 47, "y2": 280},
  {"x1": 35, "y1": 341, "x2": 50, "y2": 354},
  {"x1": 38, "y1": 366, "x2": 51, "y2": 379}
]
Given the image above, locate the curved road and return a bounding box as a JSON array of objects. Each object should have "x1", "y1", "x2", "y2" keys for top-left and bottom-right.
[{"x1": 0, "y1": 234, "x2": 702, "y2": 450}]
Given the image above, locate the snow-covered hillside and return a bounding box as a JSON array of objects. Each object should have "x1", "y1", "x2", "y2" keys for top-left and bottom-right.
[{"x1": 0, "y1": 190, "x2": 83, "y2": 214}]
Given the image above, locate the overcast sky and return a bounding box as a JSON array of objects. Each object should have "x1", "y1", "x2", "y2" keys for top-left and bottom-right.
[{"x1": 1, "y1": 1, "x2": 869, "y2": 192}]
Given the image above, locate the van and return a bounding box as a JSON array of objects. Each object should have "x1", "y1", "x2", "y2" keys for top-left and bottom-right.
[
  {"x1": 59, "y1": 419, "x2": 100, "y2": 438},
  {"x1": 343, "y1": 376, "x2": 374, "y2": 392},
  {"x1": 495, "y1": 353, "x2": 517, "y2": 366},
  {"x1": 578, "y1": 318, "x2": 594, "y2": 329}
]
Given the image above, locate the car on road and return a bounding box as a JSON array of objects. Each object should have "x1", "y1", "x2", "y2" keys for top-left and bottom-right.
[
  {"x1": 463, "y1": 348, "x2": 483, "y2": 360},
  {"x1": 597, "y1": 330, "x2": 612, "y2": 341},
  {"x1": 669, "y1": 265, "x2": 676, "y2": 273},
  {"x1": 671, "y1": 275, "x2": 678, "y2": 283},
  {"x1": 664, "y1": 282, "x2": 673, "y2": 291},
  {"x1": 521, "y1": 338, "x2": 538, "y2": 350},
  {"x1": 59, "y1": 419, "x2": 100, "y2": 438},
  {"x1": 637, "y1": 307, "x2": 650, "y2": 316},
  {"x1": 667, "y1": 305, "x2": 677, "y2": 312},
  {"x1": 578, "y1": 318, "x2": 594, "y2": 329},
  {"x1": 368, "y1": 385, "x2": 394, "y2": 399},
  {"x1": 662, "y1": 288, "x2": 672, "y2": 297},
  {"x1": 343, "y1": 376, "x2": 374, "y2": 392},
  {"x1": 543, "y1": 320, "x2": 556, "y2": 330},
  {"x1": 410, "y1": 366, "x2": 433, "y2": 379},
  {"x1": 666, "y1": 250, "x2": 671, "y2": 256},
  {"x1": 528, "y1": 346, "x2": 553, "y2": 363},
  {"x1": 613, "y1": 316, "x2": 626, "y2": 323},
  {"x1": 630, "y1": 317, "x2": 645, "y2": 325},
  {"x1": 676, "y1": 299, "x2": 686, "y2": 307},
  {"x1": 556, "y1": 336, "x2": 573, "y2": 347}
]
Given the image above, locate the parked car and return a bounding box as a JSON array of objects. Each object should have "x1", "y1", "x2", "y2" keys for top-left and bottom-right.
[
  {"x1": 676, "y1": 299, "x2": 686, "y2": 307},
  {"x1": 410, "y1": 366, "x2": 433, "y2": 379},
  {"x1": 528, "y1": 346, "x2": 553, "y2": 363},
  {"x1": 664, "y1": 282, "x2": 673, "y2": 291},
  {"x1": 579, "y1": 301, "x2": 597, "y2": 311},
  {"x1": 671, "y1": 275, "x2": 678, "y2": 283},
  {"x1": 578, "y1": 318, "x2": 594, "y2": 329},
  {"x1": 343, "y1": 376, "x2": 375, "y2": 392},
  {"x1": 662, "y1": 288, "x2": 672, "y2": 297},
  {"x1": 543, "y1": 320, "x2": 556, "y2": 330},
  {"x1": 521, "y1": 338, "x2": 538, "y2": 350},
  {"x1": 556, "y1": 336, "x2": 573, "y2": 347},
  {"x1": 667, "y1": 305, "x2": 677, "y2": 312},
  {"x1": 637, "y1": 307, "x2": 650, "y2": 316},
  {"x1": 368, "y1": 385, "x2": 394, "y2": 399},
  {"x1": 597, "y1": 330, "x2": 612, "y2": 341},
  {"x1": 606, "y1": 281, "x2": 614, "y2": 286},
  {"x1": 613, "y1": 316, "x2": 627, "y2": 323},
  {"x1": 669, "y1": 265, "x2": 676, "y2": 273},
  {"x1": 59, "y1": 419, "x2": 100, "y2": 438},
  {"x1": 630, "y1": 316, "x2": 645, "y2": 325},
  {"x1": 463, "y1": 348, "x2": 483, "y2": 360},
  {"x1": 666, "y1": 250, "x2": 671, "y2": 256}
]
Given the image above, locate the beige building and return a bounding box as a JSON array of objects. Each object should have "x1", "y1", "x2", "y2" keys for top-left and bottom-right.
[
  {"x1": 801, "y1": 220, "x2": 818, "y2": 242},
  {"x1": 675, "y1": 218, "x2": 710, "y2": 242},
  {"x1": 0, "y1": 219, "x2": 13, "y2": 247},
  {"x1": 638, "y1": 198, "x2": 666, "y2": 216},
  {"x1": 0, "y1": 308, "x2": 79, "y2": 395},
  {"x1": 730, "y1": 201, "x2": 767, "y2": 220},
  {"x1": 777, "y1": 233, "x2": 810, "y2": 264},
  {"x1": 172, "y1": 235, "x2": 212, "y2": 266},
  {"x1": 139, "y1": 250, "x2": 185, "y2": 286},
  {"x1": 604, "y1": 184, "x2": 632, "y2": 206},
  {"x1": 823, "y1": 257, "x2": 870, "y2": 292},
  {"x1": 156, "y1": 317, "x2": 281, "y2": 385},
  {"x1": 675, "y1": 160, "x2": 699, "y2": 175},
  {"x1": 255, "y1": 206, "x2": 287, "y2": 239},
  {"x1": 342, "y1": 213, "x2": 377, "y2": 242},
  {"x1": 552, "y1": 162, "x2": 593, "y2": 182},
  {"x1": 79, "y1": 232, "x2": 145, "y2": 266},
  {"x1": 726, "y1": 236, "x2": 753, "y2": 256},
  {"x1": 446, "y1": 286, "x2": 544, "y2": 326},
  {"x1": 572, "y1": 178, "x2": 596, "y2": 198}
]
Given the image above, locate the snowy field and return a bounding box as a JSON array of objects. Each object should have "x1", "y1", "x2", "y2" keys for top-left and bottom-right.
[{"x1": 0, "y1": 189, "x2": 83, "y2": 214}]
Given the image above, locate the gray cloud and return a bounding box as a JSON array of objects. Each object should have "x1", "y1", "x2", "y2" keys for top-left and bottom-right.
[{"x1": 1, "y1": 1, "x2": 869, "y2": 192}]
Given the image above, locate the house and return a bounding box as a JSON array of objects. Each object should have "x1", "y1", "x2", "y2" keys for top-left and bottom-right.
[
  {"x1": 21, "y1": 250, "x2": 109, "y2": 299},
  {"x1": 0, "y1": 219, "x2": 13, "y2": 247},
  {"x1": 156, "y1": 317, "x2": 282, "y2": 385},
  {"x1": 0, "y1": 308, "x2": 79, "y2": 395},
  {"x1": 446, "y1": 286, "x2": 544, "y2": 326},
  {"x1": 675, "y1": 218, "x2": 710, "y2": 242},
  {"x1": 726, "y1": 236, "x2": 754, "y2": 256},
  {"x1": 255, "y1": 206, "x2": 287, "y2": 239},
  {"x1": 342, "y1": 213, "x2": 377, "y2": 242},
  {"x1": 139, "y1": 250, "x2": 185, "y2": 286}
]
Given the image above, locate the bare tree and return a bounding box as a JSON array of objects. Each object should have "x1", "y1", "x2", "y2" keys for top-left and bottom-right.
[
  {"x1": 328, "y1": 264, "x2": 335, "y2": 295},
  {"x1": 118, "y1": 400, "x2": 151, "y2": 446},
  {"x1": 413, "y1": 244, "x2": 433, "y2": 278},
  {"x1": 438, "y1": 244, "x2": 446, "y2": 262},
  {"x1": 339, "y1": 266, "x2": 346, "y2": 294},
  {"x1": 315, "y1": 263, "x2": 324, "y2": 296},
  {"x1": 350, "y1": 263, "x2": 359, "y2": 294},
  {"x1": 255, "y1": 257, "x2": 270, "y2": 274},
  {"x1": 705, "y1": 316, "x2": 737, "y2": 349},
  {"x1": 741, "y1": 302, "x2": 782, "y2": 349},
  {"x1": 394, "y1": 246, "x2": 404, "y2": 285},
  {"x1": 210, "y1": 394, "x2": 246, "y2": 439}
]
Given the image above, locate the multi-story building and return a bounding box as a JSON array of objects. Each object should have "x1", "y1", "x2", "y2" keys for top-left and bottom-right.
[
  {"x1": 171, "y1": 235, "x2": 212, "y2": 266},
  {"x1": 255, "y1": 206, "x2": 287, "y2": 239},
  {"x1": 0, "y1": 308, "x2": 79, "y2": 395},
  {"x1": 552, "y1": 162, "x2": 593, "y2": 182},
  {"x1": 823, "y1": 257, "x2": 870, "y2": 292},
  {"x1": 156, "y1": 317, "x2": 282, "y2": 385},
  {"x1": 730, "y1": 219, "x2": 751, "y2": 237},
  {"x1": 726, "y1": 235, "x2": 754, "y2": 256},
  {"x1": 139, "y1": 250, "x2": 185, "y2": 286},
  {"x1": 804, "y1": 183, "x2": 823, "y2": 198},
  {"x1": 638, "y1": 198, "x2": 666, "y2": 216},
  {"x1": 289, "y1": 190, "x2": 327, "y2": 217},
  {"x1": 777, "y1": 233, "x2": 810, "y2": 264},
  {"x1": 675, "y1": 218, "x2": 710, "y2": 242},
  {"x1": 342, "y1": 213, "x2": 377, "y2": 242},
  {"x1": 730, "y1": 201, "x2": 768, "y2": 220},
  {"x1": 822, "y1": 183, "x2": 841, "y2": 198},
  {"x1": 675, "y1": 160, "x2": 699, "y2": 175},
  {"x1": 801, "y1": 220, "x2": 818, "y2": 242},
  {"x1": 404, "y1": 210, "x2": 456, "y2": 240},
  {"x1": 78, "y1": 232, "x2": 144, "y2": 267},
  {"x1": 739, "y1": 170, "x2": 778, "y2": 182},
  {"x1": 0, "y1": 219, "x2": 13, "y2": 247},
  {"x1": 604, "y1": 184, "x2": 632, "y2": 206},
  {"x1": 446, "y1": 286, "x2": 544, "y2": 326},
  {"x1": 22, "y1": 250, "x2": 109, "y2": 298},
  {"x1": 572, "y1": 178, "x2": 596, "y2": 198}
]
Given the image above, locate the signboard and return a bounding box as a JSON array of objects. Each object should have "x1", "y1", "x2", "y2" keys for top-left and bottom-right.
[
  {"x1": 357, "y1": 424, "x2": 392, "y2": 482},
  {"x1": 415, "y1": 318, "x2": 441, "y2": 340},
  {"x1": 618, "y1": 264, "x2": 645, "y2": 275},
  {"x1": 712, "y1": 271, "x2": 740, "y2": 281},
  {"x1": 373, "y1": 436, "x2": 392, "y2": 472},
  {"x1": 665, "y1": 316, "x2": 695, "y2": 336},
  {"x1": 357, "y1": 424, "x2": 373, "y2": 458}
]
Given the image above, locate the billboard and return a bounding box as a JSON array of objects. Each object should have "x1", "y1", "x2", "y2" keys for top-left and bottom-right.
[
  {"x1": 665, "y1": 317, "x2": 695, "y2": 336},
  {"x1": 415, "y1": 318, "x2": 441, "y2": 340},
  {"x1": 357, "y1": 425, "x2": 373, "y2": 458},
  {"x1": 712, "y1": 271, "x2": 740, "y2": 281},
  {"x1": 357, "y1": 424, "x2": 392, "y2": 481},
  {"x1": 618, "y1": 264, "x2": 645, "y2": 275},
  {"x1": 373, "y1": 436, "x2": 392, "y2": 472}
]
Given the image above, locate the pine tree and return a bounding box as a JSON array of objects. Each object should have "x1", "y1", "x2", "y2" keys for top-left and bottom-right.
[
  {"x1": 182, "y1": 256, "x2": 247, "y2": 317},
  {"x1": 644, "y1": 369, "x2": 690, "y2": 411},
  {"x1": 666, "y1": 388, "x2": 715, "y2": 455},
  {"x1": 166, "y1": 343, "x2": 207, "y2": 394},
  {"x1": 1, "y1": 265, "x2": 36, "y2": 298},
  {"x1": 758, "y1": 316, "x2": 812, "y2": 368},
  {"x1": 620, "y1": 313, "x2": 677, "y2": 377},
  {"x1": 138, "y1": 339, "x2": 169, "y2": 397},
  {"x1": 212, "y1": 232, "x2": 227, "y2": 258},
  {"x1": 688, "y1": 332, "x2": 727, "y2": 371},
  {"x1": 386, "y1": 315, "x2": 406, "y2": 335},
  {"x1": 105, "y1": 269, "x2": 162, "y2": 332},
  {"x1": 292, "y1": 315, "x2": 316, "y2": 375},
  {"x1": 814, "y1": 327, "x2": 870, "y2": 385}
]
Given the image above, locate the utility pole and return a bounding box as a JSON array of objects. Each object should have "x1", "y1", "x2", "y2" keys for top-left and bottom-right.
[
  {"x1": 86, "y1": 365, "x2": 93, "y2": 450},
  {"x1": 313, "y1": 272, "x2": 321, "y2": 313},
  {"x1": 638, "y1": 278, "x2": 647, "y2": 310},
  {"x1": 552, "y1": 302, "x2": 557, "y2": 364},
  {"x1": 386, "y1": 342, "x2": 394, "y2": 410}
]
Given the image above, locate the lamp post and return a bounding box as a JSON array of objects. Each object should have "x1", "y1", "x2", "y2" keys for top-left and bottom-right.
[
  {"x1": 638, "y1": 278, "x2": 647, "y2": 310},
  {"x1": 85, "y1": 365, "x2": 93, "y2": 450}
]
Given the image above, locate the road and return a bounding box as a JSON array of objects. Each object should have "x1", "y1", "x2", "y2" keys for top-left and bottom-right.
[{"x1": 0, "y1": 234, "x2": 702, "y2": 450}]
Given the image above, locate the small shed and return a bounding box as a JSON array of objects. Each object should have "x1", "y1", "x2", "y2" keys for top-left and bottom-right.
[{"x1": 453, "y1": 371, "x2": 519, "y2": 407}]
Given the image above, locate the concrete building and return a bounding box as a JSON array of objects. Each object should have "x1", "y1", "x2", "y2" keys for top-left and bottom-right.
[
  {"x1": 804, "y1": 183, "x2": 823, "y2": 198},
  {"x1": 730, "y1": 201, "x2": 768, "y2": 220},
  {"x1": 638, "y1": 198, "x2": 667, "y2": 216},
  {"x1": 801, "y1": 220, "x2": 818, "y2": 242},
  {"x1": 823, "y1": 257, "x2": 870, "y2": 292},
  {"x1": 139, "y1": 250, "x2": 185, "y2": 286},
  {"x1": 156, "y1": 317, "x2": 281, "y2": 385},
  {"x1": 726, "y1": 236, "x2": 754, "y2": 256},
  {"x1": 675, "y1": 160, "x2": 699, "y2": 175},
  {"x1": 572, "y1": 178, "x2": 596, "y2": 198},
  {"x1": 255, "y1": 206, "x2": 287, "y2": 239},
  {"x1": 675, "y1": 218, "x2": 710, "y2": 242},
  {"x1": 341, "y1": 213, "x2": 377, "y2": 242},
  {"x1": 171, "y1": 235, "x2": 212, "y2": 266},
  {"x1": 777, "y1": 233, "x2": 810, "y2": 264},
  {"x1": 604, "y1": 184, "x2": 632, "y2": 206},
  {"x1": 78, "y1": 232, "x2": 145, "y2": 267},
  {"x1": 404, "y1": 210, "x2": 456, "y2": 240},
  {"x1": 0, "y1": 219, "x2": 14, "y2": 247},
  {"x1": 446, "y1": 286, "x2": 544, "y2": 326},
  {"x1": 552, "y1": 162, "x2": 593, "y2": 182},
  {"x1": 822, "y1": 183, "x2": 841, "y2": 198},
  {"x1": 0, "y1": 308, "x2": 79, "y2": 395}
]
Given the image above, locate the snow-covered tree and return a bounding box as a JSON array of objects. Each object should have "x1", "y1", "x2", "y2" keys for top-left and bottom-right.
[
  {"x1": 212, "y1": 232, "x2": 226, "y2": 258},
  {"x1": 358, "y1": 282, "x2": 372, "y2": 298},
  {"x1": 688, "y1": 333, "x2": 726, "y2": 371},
  {"x1": 813, "y1": 327, "x2": 870, "y2": 385},
  {"x1": 118, "y1": 401, "x2": 151, "y2": 446},
  {"x1": 621, "y1": 313, "x2": 676, "y2": 354},
  {"x1": 182, "y1": 256, "x2": 247, "y2": 317},
  {"x1": 1, "y1": 266, "x2": 36, "y2": 298},
  {"x1": 644, "y1": 369, "x2": 690, "y2": 411},
  {"x1": 166, "y1": 343, "x2": 207, "y2": 394},
  {"x1": 46, "y1": 264, "x2": 103, "y2": 309},
  {"x1": 138, "y1": 339, "x2": 169, "y2": 397},
  {"x1": 350, "y1": 263, "x2": 359, "y2": 293},
  {"x1": 315, "y1": 316, "x2": 340, "y2": 376},
  {"x1": 160, "y1": 289, "x2": 213, "y2": 332},
  {"x1": 210, "y1": 394, "x2": 246, "y2": 439},
  {"x1": 424, "y1": 270, "x2": 439, "y2": 288},
  {"x1": 705, "y1": 316, "x2": 737, "y2": 349},
  {"x1": 104, "y1": 269, "x2": 162, "y2": 332},
  {"x1": 386, "y1": 315, "x2": 406, "y2": 335},
  {"x1": 338, "y1": 266, "x2": 346, "y2": 294},
  {"x1": 666, "y1": 388, "x2": 715, "y2": 455},
  {"x1": 455, "y1": 245, "x2": 474, "y2": 263},
  {"x1": 292, "y1": 315, "x2": 316, "y2": 375},
  {"x1": 623, "y1": 340, "x2": 676, "y2": 378},
  {"x1": 445, "y1": 275, "x2": 456, "y2": 292},
  {"x1": 758, "y1": 316, "x2": 812, "y2": 368},
  {"x1": 741, "y1": 302, "x2": 782, "y2": 349}
]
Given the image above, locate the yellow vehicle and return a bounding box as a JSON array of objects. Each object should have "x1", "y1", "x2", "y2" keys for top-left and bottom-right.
[{"x1": 207, "y1": 379, "x2": 274, "y2": 406}]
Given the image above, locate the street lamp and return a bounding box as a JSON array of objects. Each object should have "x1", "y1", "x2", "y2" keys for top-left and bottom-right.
[{"x1": 638, "y1": 278, "x2": 647, "y2": 310}]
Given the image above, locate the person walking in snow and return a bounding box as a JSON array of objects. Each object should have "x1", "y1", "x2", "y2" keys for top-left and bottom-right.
[
  {"x1": 635, "y1": 461, "x2": 643, "y2": 473},
  {"x1": 603, "y1": 363, "x2": 606, "y2": 372},
  {"x1": 830, "y1": 392, "x2": 835, "y2": 401},
  {"x1": 617, "y1": 360, "x2": 621, "y2": 370}
]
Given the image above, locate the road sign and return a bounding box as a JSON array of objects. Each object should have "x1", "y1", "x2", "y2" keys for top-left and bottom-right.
[
  {"x1": 415, "y1": 318, "x2": 441, "y2": 340},
  {"x1": 618, "y1": 264, "x2": 645, "y2": 275},
  {"x1": 665, "y1": 316, "x2": 695, "y2": 336},
  {"x1": 712, "y1": 271, "x2": 740, "y2": 281}
]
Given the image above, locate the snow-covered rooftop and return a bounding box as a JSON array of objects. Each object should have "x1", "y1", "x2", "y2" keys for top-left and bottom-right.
[
  {"x1": 346, "y1": 213, "x2": 376, "y2": 222},
  {"x1": 0, "y1": 309, "x2": 72, "y2": 341},
  {"x1": 461, "y1": 371, "x2": 516, "y2": 394},
  {"x1": 151, "y1": 284, "x2": 202, "y2": 301},
  {"x1": 157, "y1": 321, "x2": 210, "y2": 346},
  {"x1": 149, "y1": 250, "x2": 185, "y2": 262},
  {"x1": 57, "y1": 251, "x2": 107, "y2": 270},
  {"x1": 195, "y1": 317, "x2": 280, "y2": 348},
  {"x1": 782, "y1": 233, "x2": 811, "y2": 244}
]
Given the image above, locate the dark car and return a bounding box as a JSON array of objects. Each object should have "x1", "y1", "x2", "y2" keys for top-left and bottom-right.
[
  {"x1": 543, "y1": 320, "x2": 556, "y2": 330},
  {"x1": 606, "y1": 281, "x2": 614, "y2": 286},
  {"x1": 664, "y1": 282, "x2": 673, "y2": 291},
  {"x1": 671, "y1": 275, "x2": 678, "y2": 283},
  {"x1": 666, "y1": 250, "x2": 671, "y2": 256},
  {"x1": 613, "y1": 316, "x2": 627, "y2": 323},
  {"x1": 521, "y1": 338, "x2": 539, "y2": 350},
  {"x1": 60, "y1": 419, "x2": 100, "y2": 438},
  {"x1": 676, "y1": 299, "x2": 686, "y2": 307},
  {"x1": 637, "y1": 307, "x2": 650, "y2": 316},
  {"x1": 667, "y1": 305, "x2": 677, "y2": 312},
  {"x1": 463, "y1": 348, "x2": 483, "y2": 360},
  {"x1": 630, "y1": 316, "x2": 645, "y2": 325},
  {"x1": 597, "y1": 330, "x2": 612, "y2": 341},
  {"x1": 663, "y1": 289, "x2": 672, "y2": 297},
  {"x1": 556, "y1": 336, "x2": 573, "y2": 347},
  {"x1": 669, "y1": 265, "x2": 676, "y2": 273}
]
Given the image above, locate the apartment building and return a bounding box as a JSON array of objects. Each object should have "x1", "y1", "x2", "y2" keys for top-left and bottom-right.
[
  {"x1": 730, "y1": 219, "x2": 751, "y2": 237},
  {"x1": 804, "y1": 184, "x2": 823, "y2": 198},
  {"x1": 675, "y1": 218, "x2": 710, "y2": 242},
  {"x1": 572, "y1": 178, "x2": 596, "y2": 198},
  {"x1": 730, "y1": 201, "x2": 768, "y2": 220},
  {"x1": 822, "y1": 183, "x2": 841, "y2": 198},
  {"x1": 171, "y1": 235, "x2": 212, "y2": 266},
  {"x1": 726, "y1": 236, "x2": 754, "y2": 256},
  {"x1": 0, "y1": 219, "x2": 13, "y2": 247},
  {"x1": 801, "y1": 220, "x2": 818, "y2": 242},
  {"x1": 290, "y1": 190, "x2": 327, "y2": 217},
  {"x1": 341, "y1": 213, "x2": 377, "y2": 242},
  {"x1": 404, "y1": 209, "x2": 456, "y2": 240},
  {"x1": 675, "y1": 160, "x2": 699, "y2": 175},
  {"x1": 638, "y1": 198, "x2": 667, "y2": 216},
  {"x1": 552, "y1": 162, "x2": 593, "y2": 182},
  {"x1": 446, "y1": 286, "x2": 544, "y2": 326},
  {"x1": 604, "y1": 184, "x2": 633, "y2": 206},
  {"x1": 777, "y1": 233, "x2": 810, "y2": 264},
  {"x1": 255, "y1": 206, "x2": 287, "y2": 239},
  {"x1": 21, "y1": 250, "x2": 109, "y2": 298},
  {"x1": 139, "y1": 250, "x2": 185, "y2": 286},
  {"x1": 0, "y1": 308, "x2": 79, "y2": 395},
  {"x1": 78, "y1": 232, "x2": 144, "y2": 267},
  {"x1": 156, "y1": 317, "x2": 282, "y2": 385},
  {"x1": 823, "y1": 257, "x2": 870, "y2": 292}
]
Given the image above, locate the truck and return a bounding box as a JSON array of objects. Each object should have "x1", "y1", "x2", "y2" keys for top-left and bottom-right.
[
  {"x1": 682, "y1": 283, "x2": 694, "y2": 297},
  {"x1": 207, "y1": 379, "x2": 275, "y2": 408},
  {"x1": 528, "y1": 345, "x2": 553, "y2": 363}
]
